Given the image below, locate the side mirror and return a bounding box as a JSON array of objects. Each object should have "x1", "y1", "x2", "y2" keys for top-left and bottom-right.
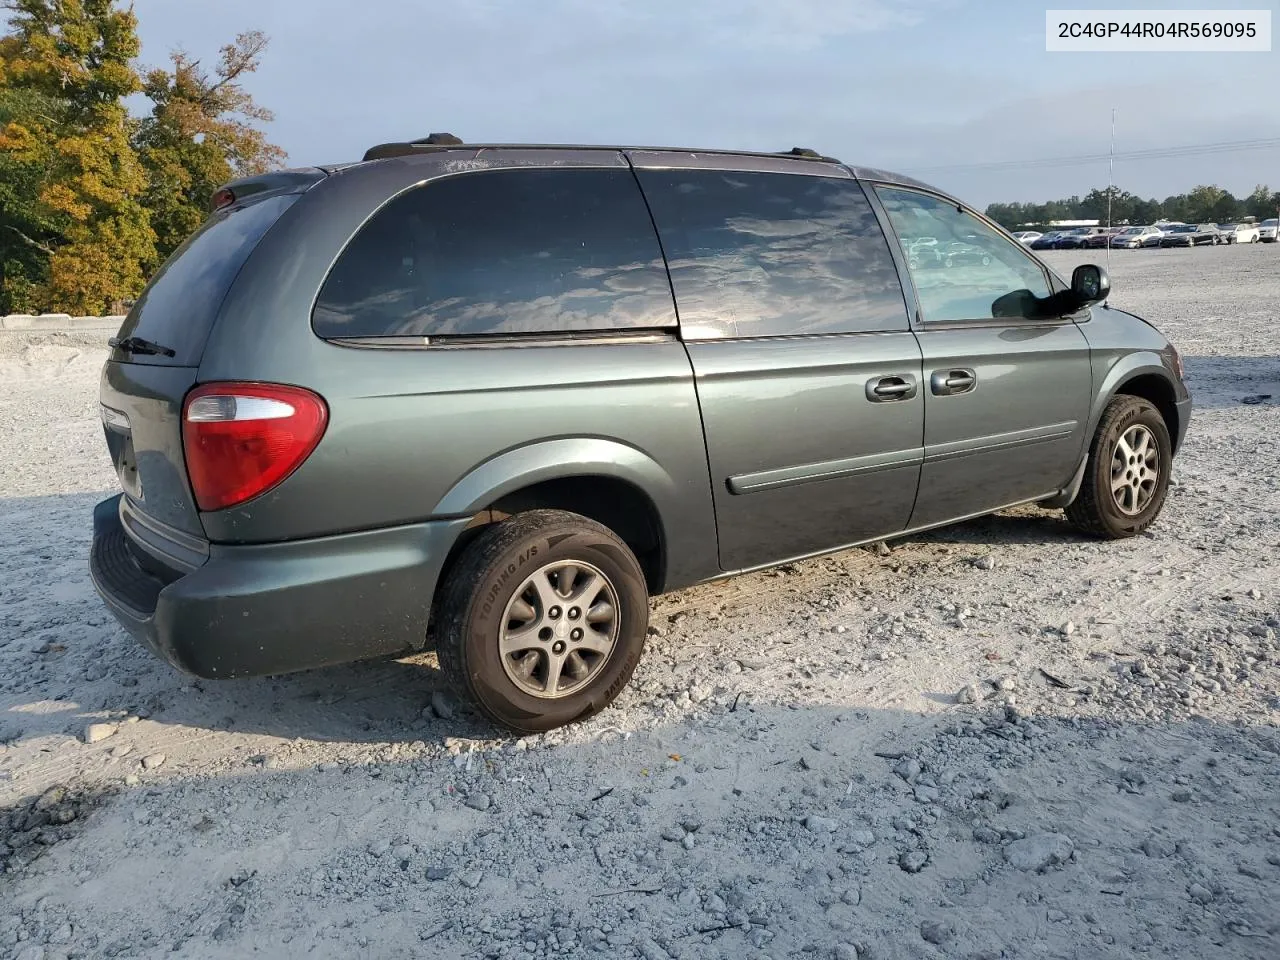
[
  {"x1": 991, "y1": 288, "x2": 1037, "y2": 319},
  {"x1": 1071, "y1": 264, "x2": 1110, "y2": 306}
]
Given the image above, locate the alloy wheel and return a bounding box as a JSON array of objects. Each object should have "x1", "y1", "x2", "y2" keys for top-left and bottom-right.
[
  {"x1": 498, "y1": 560, "x2": 620, "y2": 699},
  {"x1": 1110, "y1": 424, "x2": 1160, "y2": 516}
]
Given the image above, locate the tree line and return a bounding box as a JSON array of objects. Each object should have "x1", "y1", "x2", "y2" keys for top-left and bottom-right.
[
  {"x1": 985, "y1": 184, "x2": 1280, "y2": 232},
  {"x1": 0, "y1": 0, "x2": 283, "y2": 315}
]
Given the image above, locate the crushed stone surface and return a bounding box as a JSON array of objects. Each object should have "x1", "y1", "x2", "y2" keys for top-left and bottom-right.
[{"x1": 1, "y1": 246, "x2": 1278, "y2": 958}]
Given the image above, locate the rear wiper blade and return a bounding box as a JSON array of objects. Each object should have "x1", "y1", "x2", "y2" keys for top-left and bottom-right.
[{"x1": 108, "y1": 336, "x2": 176, "y2": 358}]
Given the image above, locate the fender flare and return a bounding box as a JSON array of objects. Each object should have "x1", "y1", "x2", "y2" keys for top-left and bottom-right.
[
  {"x1": 1044, "y1": 355, "x2": 1182, "y2": 510},
  {"x1": 1086, "y1": 353, "x2": 1179, "y2": 442},
  {"x1": 432, "y1": 437, "x2": 680, "y2": 523}
]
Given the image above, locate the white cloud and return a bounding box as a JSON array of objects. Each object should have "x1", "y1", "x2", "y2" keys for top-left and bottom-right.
[
  {"x1": 463, "y1": 0, "x2": 947, "y2": 51},
  {"x1": 668, "y1": 0, "x2": 944, "y2": 50}
]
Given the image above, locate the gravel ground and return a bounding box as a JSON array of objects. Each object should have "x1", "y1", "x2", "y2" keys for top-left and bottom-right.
[{"x1": 1, "y1": 244, "x2": 1278, "y2": 960}]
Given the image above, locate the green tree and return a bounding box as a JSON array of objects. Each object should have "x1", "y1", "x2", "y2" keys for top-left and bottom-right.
[
  {"x1": 135, "y1": 31, "x2": 285, "y2": 261},
  {"x1": 1243, "y1": 184, "x2": 1278, "y2": 220},
  {"x1": 984, "y1": 183, "x2": 1267, "y2": 230},
  {"x1": 0, "y1": 0, "x2": 154, "y2": 314},
  {"x1": 1208, "y1": 193, "x2": 1242, "y2": 223},
  {"x1": 1131, "y1": 198, "x2": 1162, "y2": 225},
  {"x1": 984, "y1": 202, "x2": 1022, "y2": 229},
  {"x1": 1081, "y1": 186, "x2": 1142, "y2": 225},
  {"x1": 1160, "y1": 192, "x2": 1190, "y2": 223},
  {"x1": 1179, "y1": 184, "x2": 1238, "y2": 223},
  {"x1": 0, "y1": 34, "x2": 61, "y2": 312}
]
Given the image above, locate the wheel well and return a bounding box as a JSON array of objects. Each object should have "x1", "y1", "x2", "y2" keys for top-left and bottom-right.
[
  {"x1": 439, "y1": 476, "x2": 667, "y2": 597},
  {"x1": 1115, "y1": 374, "x2": 1181, "y2": 452}
]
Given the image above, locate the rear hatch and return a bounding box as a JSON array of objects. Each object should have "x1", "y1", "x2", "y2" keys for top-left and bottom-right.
[{"x1": 100, "y1": 179, "x2": 318, "y2": 546}]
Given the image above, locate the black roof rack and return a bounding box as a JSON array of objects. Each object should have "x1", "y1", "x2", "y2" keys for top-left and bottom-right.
[{"x1": 360, "y1": 136, "x2": 840, "y2": 164}]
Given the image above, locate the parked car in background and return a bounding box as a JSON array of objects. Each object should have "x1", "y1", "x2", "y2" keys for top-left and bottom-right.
[
  {"x1": 901, "y1": 236, "x2": 942, "y2": 268},
  {"x1": 87, "y1": 138, "x2": 1192, "y2": 732},
  {"x1": 1110, "y1": 226, "x2": 1163, "y2": 248},
  {"x1": 1054, "y1": 228, "x2": 1096, "y2": 249},
  {"x1": 1082, "y1": 228, "x2": 1120, "y2": 249},
  {"x1": 940, "y1": 240, "x2": 993, "y2": 267},
  {"x1": 1012, "y1": 231, "x2": 1042, "y2": 245},
  {"x1": 1219, "y1": 223, "x2": 1261, "y2": 244},
  {"x1": 1256, "y1": 219, "x2": 1277, "y2": 242},
  {"x1": 1030, "y1": 232, "x2": 1062, "y2": 250},
  {"x1": 1159, "y1": 224, "x2": 1218, "y2": 247}
]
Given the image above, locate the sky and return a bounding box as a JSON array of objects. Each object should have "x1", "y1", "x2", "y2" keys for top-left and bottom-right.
[{"x1": 127, "y1": 0, "x2": 1280, "y2": 208}]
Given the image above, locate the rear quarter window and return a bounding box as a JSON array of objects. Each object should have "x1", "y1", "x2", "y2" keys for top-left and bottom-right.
[
  {"x1": 312, "y1": 168, "x2": 677, "y2": 340},
  {"x1": 114, "y1": 194, "x2": 299, "y2": 365}
]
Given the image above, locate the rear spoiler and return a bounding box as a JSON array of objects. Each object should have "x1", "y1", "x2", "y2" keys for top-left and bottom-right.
[{"x1": 210, "y1": 168, "x2": 327, "y2": 212}]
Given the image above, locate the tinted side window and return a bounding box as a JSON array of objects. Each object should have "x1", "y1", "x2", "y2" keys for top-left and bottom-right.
[
  {"x1": 313, "y1": 168, "x2": 676, "y2": 339},
  {"x1": 875, "y1": 187, "x2": 1052, "y2": 323},
  {"x1": 636, "y1": 170, "x2": 909, "y2": 338}
]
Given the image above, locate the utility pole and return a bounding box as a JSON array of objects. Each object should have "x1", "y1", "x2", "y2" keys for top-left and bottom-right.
[{"x1": 1107, "y1": 107, "x2": 1116, "y2": 275}]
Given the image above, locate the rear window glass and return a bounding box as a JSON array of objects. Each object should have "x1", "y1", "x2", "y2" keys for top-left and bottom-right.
[
  {"x1": 635, "y1": 170, "x2": 909, "y2": 339},
  {"x1": 312, "y1": 168, "x2": 676, "y2": 339},
  {"x1": 115, "y1": 194, "x2": 298, "y2": 365}
]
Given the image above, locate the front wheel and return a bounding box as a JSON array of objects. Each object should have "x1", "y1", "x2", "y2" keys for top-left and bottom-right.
[
  {"x1": 1066, "y1": 396, "x2": 1173, "y2": 539},
  {"x1": 436, "y1": 510, "x2": 649, "y2": 733}
]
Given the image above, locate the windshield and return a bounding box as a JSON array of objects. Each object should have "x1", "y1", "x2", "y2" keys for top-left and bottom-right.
[
  {"x1": 1120, "y1": 227, "x2": 1141, "y2": 235},
  {"x1": 1170, "y1": 225, "x2": 1195, "y2": 233},
  {"x1": 1264, "y1": 219, "x2": 1279, "y2": 227}
]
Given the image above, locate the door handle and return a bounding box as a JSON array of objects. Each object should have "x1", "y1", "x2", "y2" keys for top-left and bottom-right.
[
  {"x1": 866, "y1": 375, "x2": 918, "y2": 402},
  {"x1": 930, "y1": 369, "x2": 977, "y2": 396}
]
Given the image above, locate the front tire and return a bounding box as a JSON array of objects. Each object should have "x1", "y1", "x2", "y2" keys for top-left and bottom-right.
[
  {"x1": 436, "y1": 510, "x2": 649, "y2": 733},
  {"x1": 1066, "y1": 396, "x2": 1173, "y2": 539}
]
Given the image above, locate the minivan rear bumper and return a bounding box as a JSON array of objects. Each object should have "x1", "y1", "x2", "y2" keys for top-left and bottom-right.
[{"x1": 90, "y1": 495, "x2": 470, "y2": 678}]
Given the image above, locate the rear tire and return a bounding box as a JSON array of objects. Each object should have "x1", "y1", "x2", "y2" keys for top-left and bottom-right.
[
  {"x1": 436, "y1": 509, "x2": 649, "y2": 733},
  {"x1": 1066, "y1": 396, "x2": 1172, "y2": 539}
]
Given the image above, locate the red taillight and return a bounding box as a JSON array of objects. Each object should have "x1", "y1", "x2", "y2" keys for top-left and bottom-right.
[{"x1": 182, "y1": 382, "x2": 328, "y2": 512}]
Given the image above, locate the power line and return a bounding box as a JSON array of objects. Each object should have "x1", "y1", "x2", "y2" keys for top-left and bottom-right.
[{"x1": 905, "y1": 136, "x2": 1280, "y2": 175}]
